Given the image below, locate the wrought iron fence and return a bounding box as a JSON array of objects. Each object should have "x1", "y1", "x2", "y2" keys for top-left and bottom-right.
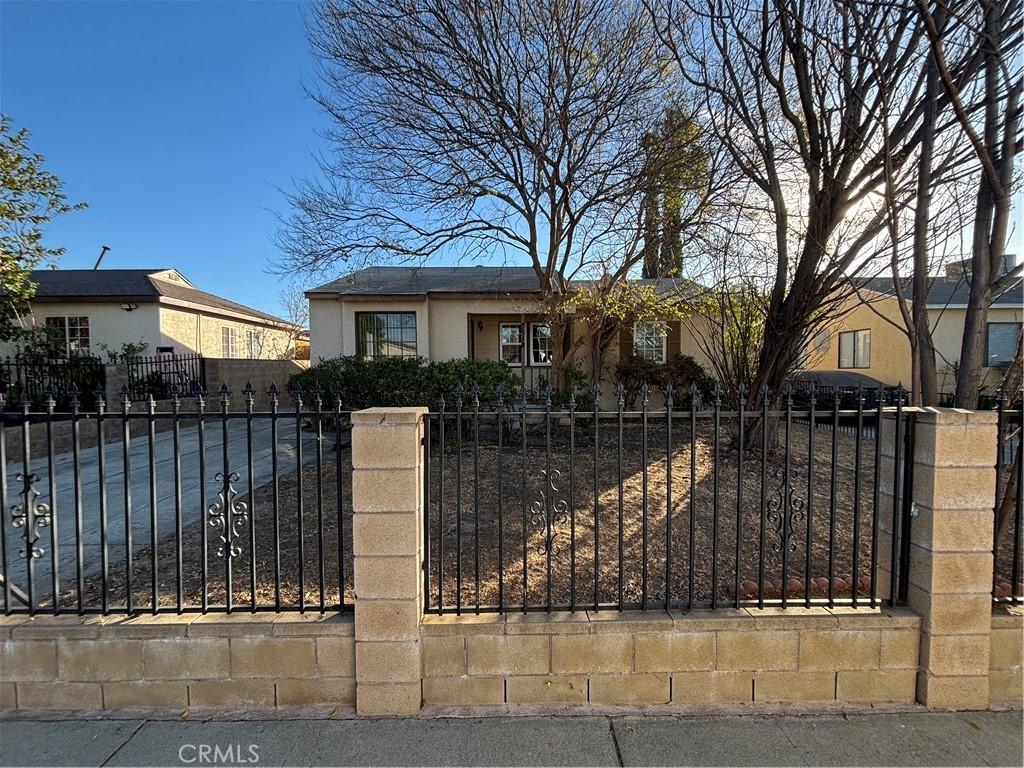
[
  {"x1": 0, "y1": 353, "x2": 105, "y2": 411},
  {"x1": 423, "y1": 383, "x2": 916, "y2": 614},
  {"x1": 125, "y1": 353, "x2": 206, "y2": 400},
  {"x1": 0, "y1": 385, "x2": 352, "y2": 616},
  {"x1": 994, "y1": 391, "x2": 1023, "y2": 605}
]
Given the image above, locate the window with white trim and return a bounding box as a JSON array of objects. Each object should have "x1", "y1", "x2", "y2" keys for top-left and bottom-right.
[
  {"x1": 221, "y1": 326, "x2": 238, "y2": 358},
  {"x1": 499, "y1": 323, "x2": 524, "y2": 365},
  {"x1": 633, "y1": 322, "x2": 666, "y2": 363},
  {"x1": 529, "y1": 323, "x2": 552, "y2": 366},
  {"x1": 838, "y1": 329, "x2": 871, "y2": 369},
  {"x1": 246, "y1": 329, "x2": 259, "y2": 359},
  {"x1": 44, "y1": 316, "x2": 90, "y2": 354}
]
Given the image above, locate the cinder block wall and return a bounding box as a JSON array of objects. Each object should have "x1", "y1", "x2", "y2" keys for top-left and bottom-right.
[
  {"x1": 420, "y1": 609, "x2": 921, "y2": 706},
  {"x1": 0, "y1": 614, "x2": 354, "y2": 710},
  {"x1": 990, "y1": 608, "x2": 1023, "y2": 704}
]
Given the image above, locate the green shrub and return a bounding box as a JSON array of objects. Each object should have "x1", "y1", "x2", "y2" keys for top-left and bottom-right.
[
  {"x1": 287, "y1": 356, "x2": 521, "y2": 409},
  {"x1": 614, "y1": 354, "x2": 714, "y2": 408}
]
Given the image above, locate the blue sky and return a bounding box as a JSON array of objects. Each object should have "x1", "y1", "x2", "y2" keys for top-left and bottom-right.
[{"x1": 1, "y1": 0, "x2": 324, "y2": 318}]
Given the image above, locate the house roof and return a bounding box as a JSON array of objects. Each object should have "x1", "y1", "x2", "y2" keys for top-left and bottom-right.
[
  {"x1": 307, "y1": 266, "x2": 693, "y2": 298},
  {"x1": 859, "y1": 272, "x2": 1023, "y2": 308},
  {"x1": 26, "y1": 269, "x2": 293, "y2": 326}
]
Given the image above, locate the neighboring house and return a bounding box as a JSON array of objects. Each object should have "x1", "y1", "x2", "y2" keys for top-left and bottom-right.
[
  {"x1": 306, "y1": 266, "x2": 706, "y2": 396},
  {"x1": 2, "y1": 268, "x2": 300, "y2": 360},
  {"x1": 801, "y1": 258, "x2": 1023, "y2": 394}
]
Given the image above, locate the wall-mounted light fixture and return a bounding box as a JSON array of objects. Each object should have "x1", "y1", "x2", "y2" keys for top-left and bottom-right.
[
  {"x1": 119, "y1": 303, "x2": 138, "y2": 312},
  {"x1": 477, "y1": 320, "x2": 484, "y2": 332}
]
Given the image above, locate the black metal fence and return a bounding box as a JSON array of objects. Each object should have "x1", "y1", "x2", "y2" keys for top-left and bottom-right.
[
  {"x1": 423, "y1": 383, "x2": 915, "y2": 614},
  {"x1": 0, "y1": 353, "x2": 105, "y2": 411},
  {"x1": 994, "y1": 392, "x2": 1023, "y2": 605},
  {"x1": 125, "y1": 353, "x2": 206, "y2": 400},
  {"x1": 0, "y1": 385, "x2": 352, "y2": 616}
]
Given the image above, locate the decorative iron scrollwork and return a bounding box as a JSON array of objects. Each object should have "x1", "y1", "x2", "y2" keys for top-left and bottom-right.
[
  {"x1": 766, "y1": 466, "x2": 805, "y2": 553},
  {"x1": 11, "y1": 472, "x2": 51, "y2": 559},
  {"x1": 208, "y1": 472, "x2": 249, "y2": 558},
  {"x1": 529, "y1": 469, "x2": 569, "y2": 554}
]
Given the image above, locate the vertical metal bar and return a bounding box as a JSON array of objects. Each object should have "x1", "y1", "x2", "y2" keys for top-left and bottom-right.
[
  {"x1": 172, "y1": 391, "x2": 183, "y2": 614},
  {"x1": 870, "y1": 388, "x2": 883, "y2": 608},
  {"x1": 897, "y1": 411, "x2": 915, "y2": 605},
  {"x1": 294, "y1": 388, "x2": 305, "y2": 612},
  {"x1": 829, "y1": 388, "x2": 839, "y2": 607},
  {"x1": 44, "y1": 393, "x2": 59, "y2": 613},
  {"x1": 889, "y1": 389, "x2": 904, "y2": 607},
  {"x1": 122, "y1": 390, "x2": 133, "y2": 614},
  {"x1": 220, "y1": 387, "x2": 233, "y2": 613},
  {"x1": 781, "y1": 385, "x2": 792, "y2": 609},
  {"x1": 521, "y1": 388, "x2": 527, "y2": 613},
  {"x1": 1013, "y1": 408, "x2": 1023, "y2": 606},
  {"x1": 0, "y1": 397, "x2": 8, "y2": 614},
  {"x1": 711, "y1": 384, "x2": 721, "y2": 609},
  {"x1": 336, "y1": 394, "x2": 346, "y2": 611},
  {"x1": 17, "y1": 399, "x2": 33, "y2": 615},
  {"x1": 544, "y1": 385, "x2": 552, "y2": 613},
  {"x1": 665, "y1": 384, "x2": 674, "y2": 611},
  {"x1": 689, "y1": 384, "x2": 697, "y2": 611},
  {"x1": 592, "y1": 385, "x2": 600, "y2": 612},
  {"x1": 472, "y1": 387, "x2": 481, "y2": 614},
  {"x1": 641, "y1": 384, "x2": 649, "y2": 610},
  {"x1": 314, "y1": 387, "x2": 325, "y2": 612},
  {"x1": 735, "y1": 386, "x2": 745, "y2": 608},
  {"x1": 569, "y1": 392, "x2": 577, "y2": 613},
  {"x1": 495, "y1": 391, "x2": 503, "y2": 612},
  {"x1": 423, "y1": 410, "x2": 431, "y2": 613},
  {"x1": 438, "y1": 396, "x2": 446, "y2": 615},
  {"x1": 198, "y1": 391, "x2": 208, "y2": 612},
  {"x1": 245, "y1": 385, "x2": 258, "y2": 613},
  {"x1": 617, "y1": 384, "x2": 624, "y2": 611},
  {"x1": 759, "y1": 386, "x2": 768, "y2": 610},
  {"x1": 455, "y1": 386, "x2": 463, "y2": 615},
  {"x1": 270, "y1": 386, "x2": 281, "y2": 611},
  {"x1": 148, "y1": 395, "x2": 159, "y2": 613},
  {"x1": 852, "y1": 388, "x2": 864, "y2": 608},
  {"x1": 805, "y1": 385, "x2": 816, "y2": 609},
  {"x1": 994, "y1": 391, "x2": 1005, "y2": 601},
  {"x1": 97, "y1": 394, "x2": 109, "y2": 615}
]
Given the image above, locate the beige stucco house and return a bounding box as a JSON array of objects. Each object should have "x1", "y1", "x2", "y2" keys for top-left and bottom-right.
[
  {"x1": 801, "y1": 261, "x2": 1023, "y2": 396},
  {"x1": 3, "y1": 268, "x2": 300, "y2": 361}
]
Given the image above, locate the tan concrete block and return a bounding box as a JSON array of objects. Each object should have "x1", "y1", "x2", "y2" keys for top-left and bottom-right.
[
  {"x1": 353, "y1": 513, "x2": 418, "y2": 556},
  {"x1": 909, "y1": 508, "x2": 995, "y2": 552},
  {"x1": 880, "y1": 630, "x2": 919, "y2": 669},
  {"x1": 669, "y1": 609, "x2": 754, "y2": 632},
  {"x1": 57, "y1": 639, "x2": 143, "y2": 681},
  {"x1": 920, "y1": 633, "x2": 990, "y2": 676},
  {"x1": 590, "y1": 674, "x2": 670, "y2": 704},
  {"x1": 420, "y1": 613, "x2": 505, "y2": 636},
  {"x1": 10, "y1": 616, "x2": 103, "y2": 639},
  {"x1": 352, "y1": 423, "x2": 421, "y2": 469},
  {"x1": 422, "y1": 636, "x2": 465, "y2": 677},
  {"x1": 0, "y1": 641, "x2": 56, "y2": 682},
  {"x1": 272, "y1": 613, "x2": 354, "y2": 637},
  {"x1": 836, "y1": 670, "x2": 916, "y2": 703},
  {"x1": 188, "y1": 680, "x2": 276, "y2": 708},
  {"x1": 754, "y1": 671, "x2": 836, "y2": 702},
  {"x1": 913, "y1": 421, "x2": 997, "y2": 468},
  {"x1": 505, "y1": 675, "x2": 588, "y2": 704},
  {"x1": 989, "y1": 669, "x2": 1023, "y2": 703},
  {"x1": 635, "y1": 633, "x2": 714, "y2": 672},
  {"x1": 914, "y1": 465, "x2": 996, "y2": 511},
  {"x1": 917, "y1": 672, "x2": 989, "y2": 710},
  {"x1": 717, "y1": 631, "x2": 798, "y2": 671},
  {"x1": 187, "y1": 614, "x2": 277, "y2": 637},
  {"x1": 467, "y1": 636, "x2": 549, "y2": 676},
  {"x1": 0, "y1": 683, "x2": 15, "y2": 709},
  {"x1": 352, "y1": 469, "x2": 419, "y2": 513},
  {"x1": 990, "y1": 628, "x2": 1023, "y2": 670},
  {"x1": 908, "y1": 589, "x2": 992, "y2": 636},
  {"x1": 798, "y1": 631, "x2": 880, "y2": 670},
  {"x1": 354, "y1": 556, "x2": 419, "y2": 600},
  {"x1": 276, "y1": 678, "x2": 355, "y2": 706},
  {"x1": 506, "y1": 612, "x2": 593, "y2": 635},
  {"x1": 17, "y1": 682, "x2": 102, "y2": 709},
  {"x1": 551, "y1": 635, "x2": 631, "y2": 674},
  {"x1": 422, "y1": 676, "x2": 504, "y2": 705},
  {"x1": 103, "y1": 681, "x2": 188, "y2": 708},
  {"x1": 587, "y1": 610, "x2": 674, "y2": 634},
  {"x1": 356, "y1": 682, "x2": 421, "y2": 716},
  {"x1": 356, "y1": 641, "x2": 420, "y2": 683},
  {"x1": 317, "y1": 636, "x2": 356, "y2": 677},
  {"x1": 744, "y1": 607, "x2": 839, "y2": 630},
  {"x1": 231, "y1": 637, "x2": 316, "y2": 679},
  {"x1": 671, "y1": 671, "x2": 753, "y2": 704},
  {"x1": 104, "y1": 614, "x2": 194, "y2": 638},
  {"x1": 351, "y1": 407, "x2": 426, "y2": 426},
  {"x1": 909, "y1": 549, "x2": 994, "y2": 595},
  {"x1": 355, "y1": 601, "x2": 418, "y2": 641},
  {"x1": 0, "y1": 617, "x2": 28, "y2": 641},
  {"x1": 143, "y1": 638, "x2": 230, "y2": 679}
]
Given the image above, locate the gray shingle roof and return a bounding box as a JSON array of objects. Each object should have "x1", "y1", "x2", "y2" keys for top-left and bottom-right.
[
  {"x1": 861, "y1": 273, "x2": 1023, "y2": 307},
  {"x1": 26, "y1": 269, "x2": 292, "y2": 326},
  {"x1": 308, "y1": 266, "x2": 695, "y2": 298}
]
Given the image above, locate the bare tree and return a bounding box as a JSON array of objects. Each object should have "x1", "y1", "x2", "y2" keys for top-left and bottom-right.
[{"x1": 278, "y1": 0, "x2": 715, "y2": 381}]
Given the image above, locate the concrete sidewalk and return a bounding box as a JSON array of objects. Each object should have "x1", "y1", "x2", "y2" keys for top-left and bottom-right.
[{"x1": 0, "y1": 710, "x2": 1020, "y2": 767}]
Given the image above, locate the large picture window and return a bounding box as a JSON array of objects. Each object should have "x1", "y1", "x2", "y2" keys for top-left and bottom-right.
[
  {"x1": 633, "y1": 322, "x2": 666, "y2": 363},
  {"x1": 355, "y1": 312, "x2": 417, "y2": 359},
  {"x1": 530, "y1": 323, "x2": 552, "y2": 366},
  {"x1": 838, "y1": 329, "x2": 871, "y2": 369},
  {"x1": 44, "y1": 316, "x2": 90, "y2": 355},
  {"x1": 499, "y1": 323, "x2": 524, "y2": 365},
  {"x1": 986, "y1": 322, "x2": 1019, "y2": 366}
]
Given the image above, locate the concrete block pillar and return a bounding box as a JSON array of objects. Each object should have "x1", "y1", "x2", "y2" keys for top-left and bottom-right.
[
  {"x1": 903, "y1": 408, "x2": 998, "y2": 710},
  {"x1": 350, "y1": 407, "x2": 427, "y2": 716}
]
